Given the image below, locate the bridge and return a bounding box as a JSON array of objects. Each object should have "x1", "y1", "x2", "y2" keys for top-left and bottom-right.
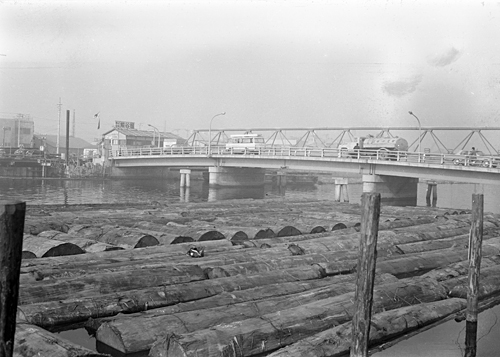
[{"x1": 108, "y1": 126, "x2": 500, "y2": 206}]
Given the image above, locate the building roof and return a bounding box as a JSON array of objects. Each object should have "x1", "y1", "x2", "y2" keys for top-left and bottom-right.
[
  {"x1": 102, "y1": 128, "x2": 184, "y2": 140},
  {"x1": 43, "y1": 135, "x2": 95, "y2": 149}
]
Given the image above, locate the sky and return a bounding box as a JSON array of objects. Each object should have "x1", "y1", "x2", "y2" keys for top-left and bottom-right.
[{"x1": 1, "y1": 0, "x2": 500, "y2": 144}]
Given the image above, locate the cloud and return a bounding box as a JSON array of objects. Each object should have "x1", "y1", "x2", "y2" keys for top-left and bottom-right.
[
  {"x1": 428, "y1": 47, "x2": 462, "y2": 67},
  {"x1": 382, "y1": 74, "x2": 423, "y2": 97}
]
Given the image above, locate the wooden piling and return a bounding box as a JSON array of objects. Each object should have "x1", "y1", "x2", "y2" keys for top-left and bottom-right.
[
  {"x1": 0, "y1": 201, "x2": 26, "y2": 357},
  {"x1": 465, "y1": 193, "x2": 483, "y2": 357},
  {"x1": 350, "y1": 193, "x2": 381, "y2": 357}
]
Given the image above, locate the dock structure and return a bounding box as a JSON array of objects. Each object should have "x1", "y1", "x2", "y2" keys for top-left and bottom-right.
[{"x1": 4, "y1": 198, "x2": 500, "y2": 356}]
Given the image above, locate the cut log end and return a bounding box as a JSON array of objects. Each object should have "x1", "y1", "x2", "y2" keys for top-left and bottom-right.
[
  {"x1": 171, "y1": 236, "x2": 195, "y2": 244},
  {"x1": 277, "y1": 226, "x2": 302, "y2": 237},
  {"x1": 42, "y1": 243, "x2": 85, "y2": 258},
  {"x1": 198, "y1": 231, "x2": 225, "y2": 241},
  {"x1": 22, "y1": 251, "x2": 37, "y2": 259},
  {"x1": 134, "y1": 235, "x2": 160, "y2": 248}
]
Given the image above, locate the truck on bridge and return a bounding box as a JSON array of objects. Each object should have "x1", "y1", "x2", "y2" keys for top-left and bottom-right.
[{"x1": 338, "y1": 135, "x2": 409, "y2": 159}]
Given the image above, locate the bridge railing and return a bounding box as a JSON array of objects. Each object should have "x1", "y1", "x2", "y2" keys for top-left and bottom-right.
[{"x1": 110, "y1": 145, "x2": 500, "y2": 169}]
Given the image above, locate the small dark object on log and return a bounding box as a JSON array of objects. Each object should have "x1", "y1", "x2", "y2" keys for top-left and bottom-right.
[{"x1": 187, "y1": 247, "x2": 204, "y2": 258}]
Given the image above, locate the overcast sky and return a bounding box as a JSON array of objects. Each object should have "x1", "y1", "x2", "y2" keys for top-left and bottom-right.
[{"x1": 1, "y1": 0, "x2": 499, "y2": 143}]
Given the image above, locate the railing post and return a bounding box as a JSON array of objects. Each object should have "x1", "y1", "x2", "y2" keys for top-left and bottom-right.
[
  {"x1": 1, "y1": 201, "x2": 26, "y2": 357},
  {"x1": 465, "y1": 194, "x2": 484, "y2": 357},
  {"x1": 350, "y1": 193, "x2": 380, "y2": 357}
]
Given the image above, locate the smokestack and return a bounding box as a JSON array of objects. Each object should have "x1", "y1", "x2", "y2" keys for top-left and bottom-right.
[
  {"x1": 72, "y1": 109, "x2": 76, "y2": 137},
  {"x1": 66, "y1": 110, "x2": 70, "y2": 167}
]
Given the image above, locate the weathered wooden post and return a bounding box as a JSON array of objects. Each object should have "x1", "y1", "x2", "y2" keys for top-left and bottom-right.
[
  {"x1": 350, "y1": 192, "x2": 381, "y2": 357},
  {"x1": 465, "y1": 193, "x2": 484, "y2": 357},
  {"x1": 0, "y1": 201, "x2": 26, "y2": 357}
]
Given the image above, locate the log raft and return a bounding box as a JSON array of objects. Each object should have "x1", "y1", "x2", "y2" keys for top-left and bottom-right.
[{"x1": 9, "y1": 198, "x2": 500, "y2": 357}]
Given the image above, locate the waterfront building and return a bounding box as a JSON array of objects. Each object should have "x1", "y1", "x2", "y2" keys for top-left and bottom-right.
[
  {"x1": 102, "y1": 121, "x2": 186, "y2": 157},
  {"x1": 0, "y1": 114, "x2": 35, "y2": 148}
]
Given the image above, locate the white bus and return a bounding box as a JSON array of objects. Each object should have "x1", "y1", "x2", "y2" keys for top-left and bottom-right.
[{"x1": 225, "y1": 134, "x2": 266, "y2": 153}]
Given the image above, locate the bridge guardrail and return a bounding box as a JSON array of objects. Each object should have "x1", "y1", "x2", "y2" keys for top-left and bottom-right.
[{"x1": 110, "y1": 146, "x2": 500, "y2": 169}]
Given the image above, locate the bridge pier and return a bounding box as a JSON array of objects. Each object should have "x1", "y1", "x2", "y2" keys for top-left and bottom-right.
[
  {"x1": 276, "y1": 169, "x2": 287, "y2": 187},
  {"x1": 362, "y1": 174, "x2": 418, "y2": 206},
  {"x1": 208, "y1": 167, "x2": 266, "y2": 187},
  {"x1": 334, "y1": 178, "x2": 349, "y2": 202},
  {"x1": 180, "y1": 169, "x2": 191, "y2": 188},
  {"x1": 426, "y1": 181, "x2": 438, "y2": 207}
]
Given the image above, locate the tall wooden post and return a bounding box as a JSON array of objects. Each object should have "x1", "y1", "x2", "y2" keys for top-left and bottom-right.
[
  {"x1": 0, "y1": 201, "x2": 26, "y2": 357},
  {"x1": 350, "y1": 193, "x2": 381, "y2": 357},
  {"x1": 465, "y1": 194, "x2": 484, "y2": 357}
]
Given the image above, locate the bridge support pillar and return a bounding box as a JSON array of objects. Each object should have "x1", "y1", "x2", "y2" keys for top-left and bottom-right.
[
  {"x1": 334, "y1": 178, "x2": 349, "y2": 202},
  {"x1": 362, "y1": 174, "x2": 418, "y2": 206},
  {"x1": 180, "y1": 169, "x2": 191, "y2": 188},
  {"x1": 426, "y1": 181, "x2": 437, "y2": 207},
  {"x1": 276, "y1": 169, "x2": 287, "y2": 187},
  {"x1": 209, "y1": 167, "x2": 265, "y2": 187}
]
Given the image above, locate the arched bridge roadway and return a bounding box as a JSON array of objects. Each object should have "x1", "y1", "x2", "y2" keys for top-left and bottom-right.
[{"x1": 110, "y1": 145, "x2": 500, "y2": 186}]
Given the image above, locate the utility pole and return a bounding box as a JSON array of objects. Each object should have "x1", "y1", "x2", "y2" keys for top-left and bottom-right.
[{"x1": 57, "y1": 98, "x2": 62, "y2": 154}]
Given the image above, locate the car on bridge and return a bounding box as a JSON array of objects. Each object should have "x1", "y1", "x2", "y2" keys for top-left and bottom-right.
[
  {"x1": 225, "y1": 134, "x2": 266, "y2": 154},
  {"x1": 446, "y1": 149, "x2": 498, "y2": 168}
]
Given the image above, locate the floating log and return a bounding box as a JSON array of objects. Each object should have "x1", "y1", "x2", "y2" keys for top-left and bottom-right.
[
  {"x1": 13, "y1": 323, "x2": 108, "y2": 357},
  {"x1": 22, "y1": 235, "x2": 85, "y2": 258},
  {"x1": 37, "y1": 230, "x2": 124, "y2": 253},
  {"x1": 444, "y1": 264, "x2": 500, "y2": 299},
  {"x1": 19, "y1": 239, "x2": 240, "y2": 281},
  {"x1": 149, "y1": 276, "x2": 449, "y2": 357},
  {"x1": 266, "y1": 298, "x2": 467, "y2": 357},
  {"x1": 373, "y1": 243, "x2": 500, "y2": 279},
  {"x1": 95, "y1": 226, "x2": 160, "y2": 248},
  {"x1": 17, "y1": 264, "x2": 327, "y2": 329},
  {"x1": 95, "y1": 273, "x2": 397, "y2": 355},
  {"x1": 23, "y1": 219, "x2": 69, "y2": 235},
  {"x1": 18, "y1": 222, "x2": 482, "y2": 284},
  {"x1": 66, "y1": 224, "x2": 107, "y2": 240},
  {"x1": 19, "y1": 264, "x2": 206, "y2": 305},
  {"x1": 394, "y1": 230, "x2": 499, "y2": 255}
]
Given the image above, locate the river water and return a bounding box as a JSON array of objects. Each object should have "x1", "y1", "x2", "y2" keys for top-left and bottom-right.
[
  {"x1": 2, "y1": 176, "x2": 500, "y2": 356},
  {"x1": 1, "y1": 177, "x2": 499, "y2": 214}
]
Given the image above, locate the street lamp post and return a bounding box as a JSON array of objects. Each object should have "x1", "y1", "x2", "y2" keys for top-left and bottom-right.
[
  {"x1": 148, "y1": 124, "x2": 161, "y2": 148},
  {"x1": 408, "y1": 111, "x2": 422, "y2": 162},
  {"x1": 2, "y1": 127, "x2": 6, "y2": 147},
  {"x1": 208, "y1": 112, "x2": 226, "y2": 156}
]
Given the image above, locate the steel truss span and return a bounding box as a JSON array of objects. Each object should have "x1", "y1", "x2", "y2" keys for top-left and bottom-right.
[{"x1": 185, "y1": 126, "x2": 500, "y2": 155}]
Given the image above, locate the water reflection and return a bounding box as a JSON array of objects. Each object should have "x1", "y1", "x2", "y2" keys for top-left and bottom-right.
[
  {"x1": 207, "y1": 185, "x2": 266, "y2": 201},
  {"x1": 179, "y1": 186, "x2": 190, "y2": 202}
]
